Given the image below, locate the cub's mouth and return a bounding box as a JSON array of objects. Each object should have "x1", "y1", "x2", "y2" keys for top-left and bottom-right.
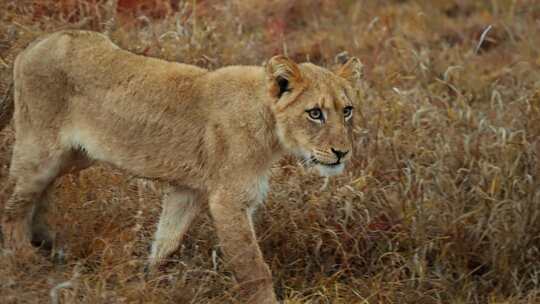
[
  {"x1": 305, "y1": 156, "x2": 346, "y2": 177},
  {"x1": 311, "y1": 158, "x2": 342, "y2": 168}
]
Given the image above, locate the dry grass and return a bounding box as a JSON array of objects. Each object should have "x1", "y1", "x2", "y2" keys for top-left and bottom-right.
[{"x1": 2, "y1": 0, "x2": 540, "y2": 303}]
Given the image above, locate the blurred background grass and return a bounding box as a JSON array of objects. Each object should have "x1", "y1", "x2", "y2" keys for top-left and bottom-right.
[{"x1": 1, "y1": 0, "x2": 540, "y2": 303}]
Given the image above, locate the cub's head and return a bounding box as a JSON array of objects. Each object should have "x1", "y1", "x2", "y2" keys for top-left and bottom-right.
[{"x1": 265, "y1": 55, "x2": 363, "y2": 177}]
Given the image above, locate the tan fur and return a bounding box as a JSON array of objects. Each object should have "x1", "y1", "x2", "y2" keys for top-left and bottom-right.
[{"x1": 0, "y1": 30, "x2": 361, "y2": 303}]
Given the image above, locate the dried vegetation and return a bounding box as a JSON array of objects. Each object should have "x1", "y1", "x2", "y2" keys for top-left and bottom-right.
[{"x1": 1, "y1": 0, "x2": 540, "y2": 303}]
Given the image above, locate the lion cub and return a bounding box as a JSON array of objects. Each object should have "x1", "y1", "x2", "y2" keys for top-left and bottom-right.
[{"x1": 1, "y1": 30, "x2": 362, "y2": 303}]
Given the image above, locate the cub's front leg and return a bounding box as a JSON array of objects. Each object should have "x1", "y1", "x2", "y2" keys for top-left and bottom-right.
[{"x1": 208, "y1": 185, "x2": 278, "y2": 304}]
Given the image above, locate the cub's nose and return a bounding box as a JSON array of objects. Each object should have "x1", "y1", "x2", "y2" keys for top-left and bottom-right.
[{"x1": 331, "y1": 148, "x2": 348, "y2": 161}]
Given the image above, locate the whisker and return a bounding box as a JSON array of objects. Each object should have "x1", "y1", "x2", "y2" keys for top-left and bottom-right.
[{"x1": 299, "y1": 157, "x2": 316, "y2": 168}]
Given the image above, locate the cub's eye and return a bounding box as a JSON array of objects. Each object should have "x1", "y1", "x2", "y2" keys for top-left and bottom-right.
[
  {"x1": 306, "y1": 108, "x2": 324, "y2": 122},
  {"x1": 343, "y1": 106, "x2": 354, "y2": 120}
]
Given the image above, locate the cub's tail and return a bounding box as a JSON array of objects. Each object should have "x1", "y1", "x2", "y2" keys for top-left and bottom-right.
[
  {"x1": 0, "y1": 81, "x2": 13, "y2": 132},
  {"x1": 0, "y1": 29, "x2": 40, "y2": 131}
]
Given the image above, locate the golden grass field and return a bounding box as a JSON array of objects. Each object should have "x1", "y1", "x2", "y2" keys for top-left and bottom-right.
[{"x1": 2, "y1": 0, "x2": 540, "y2": 303}]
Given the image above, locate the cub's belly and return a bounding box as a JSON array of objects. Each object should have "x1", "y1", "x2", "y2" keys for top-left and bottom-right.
[{"x1": 59, "y1": 125, "x2": 202, "y2": 183}]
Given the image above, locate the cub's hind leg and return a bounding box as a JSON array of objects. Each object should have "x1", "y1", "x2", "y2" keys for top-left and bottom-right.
[
  {"x1": 29, "y1": 189, "x2": 55, "y2": 251},
  {"x1": 30, "y1": 149, "x2": 93, "y2": 251},
  {"x1": 147, "y1": 186, "x2": 203, "y2": 271},
  {"x1": 1, "y1": 139, "x2": 76, "y2": 252}
]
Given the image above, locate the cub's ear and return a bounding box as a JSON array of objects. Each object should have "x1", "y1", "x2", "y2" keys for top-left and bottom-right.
[
  {"x1": 265, "y1": 55, "x2": 304, "y2": 99},
  {"x1": 336, "y1": 57, "x2": 363, "y2": 86}
]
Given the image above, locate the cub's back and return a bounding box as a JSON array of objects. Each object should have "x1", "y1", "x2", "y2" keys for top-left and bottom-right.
[
  {"x1": 15, "y1": 30, "x2": 117, "y2": 77},
  {"x1": 13, "y1": 30, "x2": 208, "y2": 126}
]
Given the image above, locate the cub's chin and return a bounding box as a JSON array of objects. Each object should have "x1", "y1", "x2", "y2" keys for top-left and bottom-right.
[{"x1": 315, "y1": 163, "x2": 345, "y2": 177}]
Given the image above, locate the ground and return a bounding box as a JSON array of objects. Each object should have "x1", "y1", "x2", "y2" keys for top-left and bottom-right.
[{"x1": 1, "y1": 0, "x2": 540, "y2": 303}]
